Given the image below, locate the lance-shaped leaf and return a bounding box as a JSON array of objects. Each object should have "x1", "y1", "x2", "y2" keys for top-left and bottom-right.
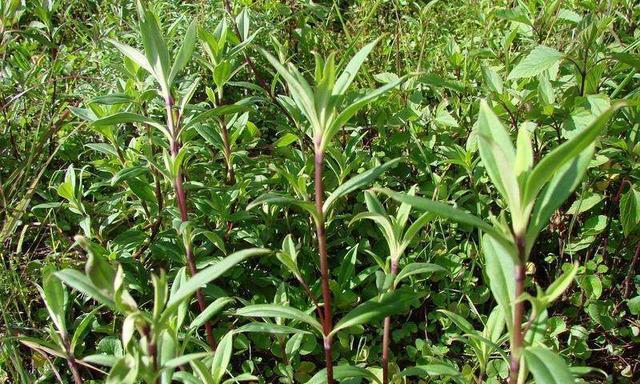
[
  {"x1": 234, "y1": 323, "x2": 310, "y2": 335},
  {"x1": 55, "y1": 269, "x2": 115, "y2": 309},
  {"x1": 482, "y1": 234, "x2": 516, "y2": 333},
  {"x1": 394, "y1": 262, "x2": 446, "y2": 288},
  {"x1": 525, "y1": 146, "x2": 593, "y2": 250},
  {"x1": 261, "y1": 49, "x2": 321, "y2": 136},
  {"x1": 211, "y1": 332, "x2": 233, "y2": 384},
  {"x1": 524, "y1": 347, "x2": 575, "y2": 384},
  {"x1": 164, "y1": 248, "x2": 269, "y2": 317},
  {"x1": 376, "y1": 188, "x2": 509, "y2": 245},
  {"x1": 247, "y1": 193, "x2": 319, "y2": 222},
  {"x1": 92, "y1": 112, "x2": 171, "y2": 140},
  {"x1": 324, "y1": 158, "x2": 401, "y2": 214},
  {"x1": 306, "y1": 365, "x2": 381, "y2": 384},
  {"x1": 109, "y1": 39, "x2": 154, "y2": 75},
  {"x1": 168, "y1": 20, "x2": 197, "y2": 86},
  {"x1": 235, "y1": 304, "x2": 323, "y2": 334},
  {"x1": 330, "y1": 289, "x2": 421, "y2": 336},
  {"x1": 477, "y1": 100, "x2": 521, "y2": 225},
  {"x1": 323, "y1": 76, "x2": 404, "y2": 150},
  {"x1": 137, "y1": 4, "x2": 171, "y2": 96},
  {"x1": 189, "y1": 297, "x2": 234, "y2": 329},
  {"x1": 400, "y1": 364, "x2": 461, "y2": 378},
  {"x1": 333, "y1": 39, "x2": 379, "y2": 95},
  {"x1": 523, "y1": 101, "x2": 626, "y2": 206}
]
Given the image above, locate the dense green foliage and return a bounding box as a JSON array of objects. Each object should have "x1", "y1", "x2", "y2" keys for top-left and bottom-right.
[{"x1": 1, "y1": 0, "x2": 639, "y2": 383}]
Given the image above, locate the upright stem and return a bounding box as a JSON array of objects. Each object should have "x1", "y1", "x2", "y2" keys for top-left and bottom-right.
[
  {"x1": 61, "y1": 332, "x2": 82, "y2": 384},
  {"x1": 509, "y1": 237, "x2": 526, "y2": 384},
  {"x1": 219, "y1": 119, "x2": 235, "y2": 185},
  {"x1": 165, "y1": 97, "x2": 217, "y2": 350},
  {"x1": 314, "y1": 148, "x2": 334, "y2": 384},
  {"x1": 382, "y1": 258, "x2": 399, "y2": 384}
]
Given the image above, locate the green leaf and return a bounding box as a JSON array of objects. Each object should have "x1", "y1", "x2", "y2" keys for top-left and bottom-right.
[
  {"x1": 376, "y1": 188, "x2": 507, "y2": 244},
  {"x1": 55, "y1": 269, "x2": 115, "y2": 308},
  {"x1": 482, "y1": 234, "x2": 516, "y2": 333},
  {"x1": 523, "y1": 102, "x2": 625, "y2": 205},
  {"x1": 109, "y1": 39, "x2": 153, "y2": 75},
  {"x1": 189, "y1": 297, "x2": 234, "y2": 330},
  {"x1": 544, "y1": 263, "x2": 578, "y2": 305},
  {"x1": 164, "y1": 248, "x2": 269, "y2": 316},
  {"x1": 334, "y1": 39, "x2": 379, "y2": 95},
  {"x1": 247, "y1": 193, "x2": 319, "y2": 222},
  {"x1": 323, "y1": 158, "x2": 400, "y2": 214},
  {"x1": 331, "y1": 289, "x2": 421, "y2": 336},
  {"x1": 400, "y1": 364, "x2": 461, "y2": 378},
  {"x1": 211, "y1": 332, "x2": 233, "y2": 384},
  {"x1": 524, "y1": 347, "x2": 575, "y2": 384},
  {"x1": 138, "y1": 4, "x2": 171, "y2": 96},
  {"x1": 92, "y1": 112, "x2": 170, "y2": 139},
  {"x1": 526, "y1": 147, "x2": 593, "y2": 247},
  {"x1": 164, "y1": 352, "x2": 212, "y2": 369},
  {"x1": 168, "y1": 20, "x2": 197, "y2": 86},
  {"x1": 234, "y1": 323, "x2": 309, "y2": 335},
  {"x1": 620, "y1": 187, "x2": 640, "y2": 237},
  {"x1": 324, "y1": 76, "x2": 404, "y2": 149},
  {"x1": 235, "y1": 304, "x2": 323, "y2": 334},
  {"x1": 306, "y1": 365, "x2": 381, "y2": 384},
  {"x1": 477, "y1": 100, "x2": 520, "y2": 225},
  {"x1": 507, "y1": 45, "x2": 563, "y2": 80},
  {"x1": 394, "y1": 262, "x2": 445, "y2": 288}
]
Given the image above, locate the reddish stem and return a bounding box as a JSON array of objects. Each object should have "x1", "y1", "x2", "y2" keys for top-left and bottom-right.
[
  {"x1": 314, "y1": 148, "x2": 334, "y2": 384},
  {"x1": 382, "y1": 258, "x2": 399, "y2": 384},
  {"x1": 166, "y1": 98, "x2": 217, "y2": 350}
]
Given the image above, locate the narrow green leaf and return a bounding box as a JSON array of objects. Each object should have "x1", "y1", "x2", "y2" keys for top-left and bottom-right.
[
  {"x1": 235, "y1": 304, "x2": 323, "y2": 334},
  {"x1": 524, "y1": 102, "x2": 625, "y2": 205},
  {"x1": 331, "y1": 289, "x2": 421, "y2": 336},
  {"x1": 55, "y1": 269, "x2": 115, "y2": 309},
  {"x1": 211, "y1": 332, "x2": 233, "y2": 384},
  {"x1": 306, "y1": 365, "x2": 381, "y2": 384},
  {"x1": 394, "y1": 263, "x2": 445, "y2": 287},
  {"x1": 524, "y1": 347, "x2": 575, "y2": 384},
  {"x1": 189, "y1": 297, "x2": 234, "y2": 330},
  {"x1": 482, "y1": 234, "x2": 516, "y2": 332},
  {"x1": 165, "y1": 248, "x2": 269, "y2": 314},
  {"x1": 168, "y1": 20, "x2": 197, "y2": 85},
  {"x1": 323, "y1": 158, "x2": 400, "y2": 214}
]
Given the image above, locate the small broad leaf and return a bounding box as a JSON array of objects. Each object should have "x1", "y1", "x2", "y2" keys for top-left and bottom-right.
[
  {"x1": 235, "y1": 304, "x2": 323, "y2": 334},
  {"x1": 524, "y1": 347, "x2": 575, "y2": 384},
  {"x1": 508, "y1": 45, "x2": 563, "y2": 80},
  {"x1": 323, "y1": 158, "x2": 401, "y2": 214}
]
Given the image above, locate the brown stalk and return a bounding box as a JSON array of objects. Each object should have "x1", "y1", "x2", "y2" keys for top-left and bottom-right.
[
  {"x1": 165, "y1": 96, "x2": 217, "y2": 350},
  {"x1": 381, "y1": 258, "x2": 399, "y2": 384},
  {"x1": 508, "y1": 237, "x2": 526, "y2": 384},
  {"x1": 313, "y1": 147, "x2": 334, "y2": 384}
]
